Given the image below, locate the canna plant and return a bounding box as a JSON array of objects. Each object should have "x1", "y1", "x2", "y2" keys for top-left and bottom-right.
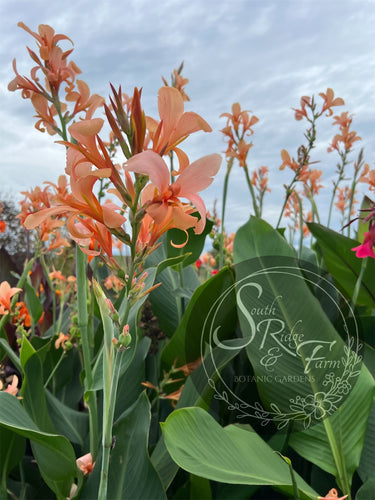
[{"x1": 0, "y1": 21, "x2": 374, "y2": 500}]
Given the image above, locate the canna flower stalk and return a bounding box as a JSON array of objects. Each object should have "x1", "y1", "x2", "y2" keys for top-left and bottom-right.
[
  {"x1": 277, "y1": 89, "x2": 345, "y2": 229},
  {"x1": 219, "y1": 102, "x2": 260, "y2": 267},
  {"x1": 327, "y1": 112, "x2": 362, "y2": 228}
]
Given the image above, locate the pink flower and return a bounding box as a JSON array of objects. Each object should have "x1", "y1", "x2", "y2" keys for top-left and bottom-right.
[{"x1": 352, "y1": 230, "x2": 375, "y2": 259}]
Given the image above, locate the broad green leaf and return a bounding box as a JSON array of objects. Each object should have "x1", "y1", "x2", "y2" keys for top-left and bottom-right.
[
  {"x1": 234, "y1": 218, "x2": 357, "y2": 424},
  {"x1": 356, "y1": 478, "x2": 375, "y2": 500},
  {"x1": 232, "y1": 217, "x2": 374, "y2": 490},
  {"x1": 289, "y1": 363, "x2": 375, "y2": 484},
  {"x1": 0, "y1": 392, "x2": 76, "y2": 486},
  {"x1": 22, "y1": 351, "x2": 55, "y2": 433},
  {"x1": 308, "y1": 222, "x2": 375, "y2": 306},
  {"x1": 152, "y1": 342, "x2": 241, "y2": 488},
  {"x1": 161, "y1": 267, "x2": 236, "y2": 368},
  {"x1": 108, "y1": 392, "x2": 166, "y2": 499},
  {"x1": 0, "y1": 425, "x2": 25, "y2": 477},
  {"x1": 146, "y1": 240, "x2": 200, "y2": 337},
  {"x1": 234, "y1": 216, "x2": 293, "y2": 263},
  {"x1": 45, "y1": 391, "x2": 89, "y2": 447},
  {"x1": 20, "y1": 350, "x2": 77, "y2": 498},
  {"x1": 19, "y1": 334, "x2": 35, "y2": 369},
  {"x1": 161, "y1": 407, "x2": 318, "y2": 499},
  {"x1": 358, "y1": 342, "x2": 375, "y2": 482},
  {"x1": 114, "y1": 337, "x2": 150, "y2": 420}
]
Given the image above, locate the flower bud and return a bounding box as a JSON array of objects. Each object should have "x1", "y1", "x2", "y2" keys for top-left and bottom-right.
[
  {"x1": 118, "y1": 324, "x2": 132, "y2": 348},
  {"x1": 105, "y1": 298, "x2": 120, "y2": 324}
]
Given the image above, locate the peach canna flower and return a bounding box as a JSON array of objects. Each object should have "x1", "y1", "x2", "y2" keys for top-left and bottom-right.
[
  {"x1": 319, "y1": 88, "x2": 345, "y2": 116},
  {"x1": 292, "y1": 96, "x2": 311, "y2": 121},
  {"x1": 279, "y1": 149, "x2": 299, "y2": 171},
  {"x1": 5, "y1": 375, "x2": 19, "y2": 396},
  {"x1": 9, "y1": 23, "x2": 79, "y2": 95},
  {"x1": 76, "y1": 453, "x2": 95, "y2": 475},
  {"x1": 359, "y1": 163, "x2": 375, "y2": 192},
  {"x1": 146, "y1": 86, "x2": 212, "y2": 173},
  {"x1": 0, "y1": 281, "x2": 22, "y2": 316},
  {"x1": 220, "y1": 103, "x2": 259, "y2": 134},
  {"x1": 318, "y1": 488, "x2": 348, "y2": 500},
  {"x1": 125, "y1": 150, "x2": 221, "y2": 237}
]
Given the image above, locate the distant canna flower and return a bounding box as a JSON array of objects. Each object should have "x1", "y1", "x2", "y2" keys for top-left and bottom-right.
[
  {"x1": 279, "y1": 149, "x2": 299, "y2": 171},
  {"x1": 292, "y1": 96, "x2": 311, "y2": 121},
  {"x1": 319, "y1": 88, "x2": 345, "y2": 116},
  {"x1": 359, "y1": 163, "x2": 375, "y2": 192},
  {"x1": 162, "y1": 62, "x2": 190, "y2": 101},
  {"x1": 328, "y1": 111, "x2": 361, "y2": 153}
]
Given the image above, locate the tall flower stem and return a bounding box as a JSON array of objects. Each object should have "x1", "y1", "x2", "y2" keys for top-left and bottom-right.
[
  {"x1": 243, "y1": 163, "x2": 260, "y2": 218},
  {"x1": 98, "y1": 348, "x2": 123, "y2": 500},
  {"x1": 76, "y1": 246, "x2": 99, "y2": 460},
  {"x1": 219, "y1": 158, "x2": 233, "y2": 268},
  {"x1": 296, "y1": 193, "x2": 304, "y2": 259},
  {"x1": 276, "y1": 180, "x2": 296, "y2": 230},
  {"x1": 94, "y1": 280, "x2": 130, "y2": 500}
]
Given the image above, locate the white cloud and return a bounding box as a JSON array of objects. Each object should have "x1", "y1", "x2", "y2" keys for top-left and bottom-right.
[{"x1": 0, "y1": 0, "x2": 374, "y2": 238}]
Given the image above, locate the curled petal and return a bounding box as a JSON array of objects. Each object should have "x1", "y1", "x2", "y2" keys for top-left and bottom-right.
[{"x1": 184, "y1": 193, "x2": 207, "y2": 234}]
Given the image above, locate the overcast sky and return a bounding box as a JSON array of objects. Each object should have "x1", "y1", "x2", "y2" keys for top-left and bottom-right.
[{"x1": 1, "y1": 0, "x2": 374, "y2": 234}]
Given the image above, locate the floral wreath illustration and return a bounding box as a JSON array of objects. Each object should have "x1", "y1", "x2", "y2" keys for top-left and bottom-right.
[{"x1": 199, "y1": 264, "x2": 362, "y2": 430}]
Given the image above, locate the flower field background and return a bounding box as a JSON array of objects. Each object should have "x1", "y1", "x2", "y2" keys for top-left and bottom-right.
[{"x1": 0, "y1": 22, "x2": 374, "y2": 500}]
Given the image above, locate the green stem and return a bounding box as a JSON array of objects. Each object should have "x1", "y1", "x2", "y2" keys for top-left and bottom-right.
[
  {"x1": 243, "y1": 163, "x2": 260, "y2": 218},
  {"x1": 98, "y1": 349, "x2": 123, "y2": 500},
  {"x1": 76, "y1": 246, "x2": 99, "y2": 460},
  {"x1": 350, "y1": 257, "x2": 367, "y2": 313},
  {"x1": 296, "y1": 193, "x2": 304, "y2": 259},
  {"x1": 219, "y1": 159, "x2": 233, "y2": 269},
  {"x1": 309, "y1": 193, "x2": 321, "y2": 225},
  {"x1": 327, "y1": 177, "x2": 341, "y2": 229},
  {"x1": 276, "y1": 180, "x2": 297, "y2": 230}
]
